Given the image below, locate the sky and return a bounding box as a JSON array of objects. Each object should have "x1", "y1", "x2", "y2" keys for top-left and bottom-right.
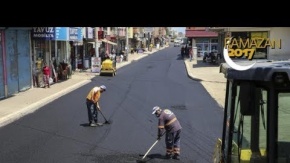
[{"x1": 172, "y1": 27, "x2": 185, "y2": 34}]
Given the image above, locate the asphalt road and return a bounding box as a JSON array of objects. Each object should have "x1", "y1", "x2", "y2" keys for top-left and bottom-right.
[{"x1": 0, "y1": 46, "x2": 224, "y2": 163}]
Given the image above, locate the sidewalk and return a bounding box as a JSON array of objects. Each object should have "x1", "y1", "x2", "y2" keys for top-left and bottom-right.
[
  {"x1": 184, "y1": 57, "x2": 227, "y2": 108},
  {"x1": 0, "y1": 46, "x2": 168, "y2": 128}
]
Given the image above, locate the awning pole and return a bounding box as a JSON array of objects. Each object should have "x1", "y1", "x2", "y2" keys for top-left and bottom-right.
[
  {"x1": 126, "y1": 27, "x2": 129, "y2": 60},
  {"x1": 95, "y1": 27, "x2": 99, "y2": 57}
]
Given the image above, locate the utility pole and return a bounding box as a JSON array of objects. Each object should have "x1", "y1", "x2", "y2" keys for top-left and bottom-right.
[
  {"x1": 126, "y1": 27, "x2": 129, "y2": 61},
  {"x1": 94, "y1": 27, "x2": 99, "y2": 57}
]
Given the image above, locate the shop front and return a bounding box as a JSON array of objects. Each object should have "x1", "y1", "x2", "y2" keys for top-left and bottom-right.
[
  {"x1": 31, "y1": 27, "x2": 72, "y2": 87},
  {"x1": 0, "y1": 28, "x2": 32, "y2": 99},
  {"x1": 195, "y1": 38, "x2": 218, "y2": 56},
  {"x1": 68, "y1": 27, "x2": 83, "y2": 70},
  {"x1": 82, "y1": 27, "x2": 102, "y2": 70}
]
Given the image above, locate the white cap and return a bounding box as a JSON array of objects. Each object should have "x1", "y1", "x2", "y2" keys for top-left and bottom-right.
[
  {"x1": 152, "y1": 106, "x2": 160, "y2": 114},
  {"x1": 100, "y1": 85, "x2": 106, "y2": 91}
]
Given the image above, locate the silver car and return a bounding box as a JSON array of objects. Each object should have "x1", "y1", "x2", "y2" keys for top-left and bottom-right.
[{"x1": 174, "y1": 42, "x2": 180, "y2": 47}]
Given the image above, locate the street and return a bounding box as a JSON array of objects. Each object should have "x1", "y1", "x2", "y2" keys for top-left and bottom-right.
[{"x1": 0, "y1": 45, "x2": 224, "y2": 163}]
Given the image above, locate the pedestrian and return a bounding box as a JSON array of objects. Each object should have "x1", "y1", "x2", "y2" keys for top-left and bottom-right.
[
  {"x1": 32, "y1": 62, "x2": 38, "y2": 87},
  {"x1": 185, "y1": 45, "x2": 189, "y2": 58},
  {"x1": 149, "y1": 43, "x2": 153, "y2": 52},
  {"x1": 86, "y1": 85, "x2": 107, "y2": 127},
  {"x1": 189, "y1": 47, "x2": 193, "y2": 62},
  {"x1": 42, "y1": 62, "x2": 50, "y2": 88},
  {"x1": 120, "y1": 54, "x2": 124, "y2": 62},
  {"x1": 181, "y1": 46, "x2": 185, "y2": 59},
  {"x1": 152, "y1": 106, "x2": 182, "y2": 160}
]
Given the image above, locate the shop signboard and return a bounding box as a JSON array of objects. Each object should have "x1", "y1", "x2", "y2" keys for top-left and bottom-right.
[
  {"x1": 144, "y1": 27, "x2": 154, "y2": 33},
  {"x1": 32, "y1": 27, "x2": 55, "y2": 40},
  {"x1": 69, "y1": 27, "x2": 83, "y2": 41},
  {"x1": 31, "y1": 27, "x2": 69, "y2": 40},
  {"x1": 98, "y1": 31, "x2": 104, "y2": 40},
  {"x1": 86, "y1": 27, "x2": 94, "y2": 39},
  {"x1": 91, "y1": 57, "x2": 101, "y2": 73},
  {"x1": 224, "y1": 37, "x2": 282, "y2": 71},
  {"x1": 55, "y1": 27, "x2": 68, "y2": 41}
]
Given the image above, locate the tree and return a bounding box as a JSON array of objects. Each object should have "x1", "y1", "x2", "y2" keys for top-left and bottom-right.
[{"x1": 165, "y1": 27, "x2": 170, "y2": 36}]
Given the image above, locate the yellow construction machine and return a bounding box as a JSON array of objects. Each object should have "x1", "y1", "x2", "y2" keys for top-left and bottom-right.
[
  {"x1": 213, "y1": 60, "x2": 290, "y2": 163},
  {"x1": 99, "y1": 58, "x2": 116, "y2": 77}
]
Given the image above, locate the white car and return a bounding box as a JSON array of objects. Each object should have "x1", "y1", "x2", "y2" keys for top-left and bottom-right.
[{"x1": 174, "y1": 42, "x2": 180, "y2": 47}]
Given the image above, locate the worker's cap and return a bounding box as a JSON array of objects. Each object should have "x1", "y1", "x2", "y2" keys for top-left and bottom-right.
[
  {"x1": 100, "y1": 85, "x2": 106, "y2": 91},
  {"x1": 152, "y1": 106, "x2": 160, "y2": 114}
]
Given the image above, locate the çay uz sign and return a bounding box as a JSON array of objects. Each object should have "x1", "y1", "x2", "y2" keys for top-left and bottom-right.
[{"x1": 32, "y1": 27, "x2": 82, "y2": 41}]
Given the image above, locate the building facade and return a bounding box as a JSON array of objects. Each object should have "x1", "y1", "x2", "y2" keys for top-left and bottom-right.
[
  {"x1": 0, "y1": 26, "x2": 167, "y2": 99},
  {"x1": 185, "y1": 27, "x2": 218, "y2": 56}
]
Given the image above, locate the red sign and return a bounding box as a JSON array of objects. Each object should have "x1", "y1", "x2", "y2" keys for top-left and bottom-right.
[
  {"x1": 98, "y1": 31, "x2": 104, "y2": 40},
  {"x1": 110, "y1": 37, "x2": 116, "y2": 42}
]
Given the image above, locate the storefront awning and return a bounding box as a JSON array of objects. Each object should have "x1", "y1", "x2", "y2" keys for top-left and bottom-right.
[
  {"x1": 87, "y1": 41, "x2": 102, "y2": 44},
  {"x1": 101, "y1": 39, "x2": 117, "y2": 46},
  {"x1": 185, "y1": 30, "x2": 218, "y2": 38},
  {"x1": 73, "y1": 41, "x2": 83, "y2": 46}
]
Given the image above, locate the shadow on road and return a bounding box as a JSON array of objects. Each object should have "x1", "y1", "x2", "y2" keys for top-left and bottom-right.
[
  {"x1": 137, "y1": 153, "x2": 181, "y2": 162},
  {"x1": 80, "y1": 123, "x2": 91, "y2": 127},
  {"x1": 176, "y1": 54, "x2": 184, "y2": 60}
]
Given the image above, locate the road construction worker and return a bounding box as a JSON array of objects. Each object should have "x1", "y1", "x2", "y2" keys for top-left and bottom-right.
[
  {"x1": 86, "y1": 85, "x2": 106, "y2": 127},
  {"x1": 152, "y1": 106, "x2": 182, "y2": 160}
]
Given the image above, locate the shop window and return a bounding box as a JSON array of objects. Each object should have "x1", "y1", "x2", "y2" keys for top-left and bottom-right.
[
  {"x1": 211, "y1": 44, "x2": 218, "y2": 52},
  {"x1": 34, "y1": 40, "x2": 50, "y2": 62},
  {"x1": 211, "y1": 38, "x2": 218, "y2": 43},
  {"x1": 251, "y1": 32, "x2": 268, "y2": 59},
  {"x1": 196, "y1": 38, "x2": 209, "y2": 43},
  {"x1": 231, "y1": 32, "x2": 268, "y2": 59}
]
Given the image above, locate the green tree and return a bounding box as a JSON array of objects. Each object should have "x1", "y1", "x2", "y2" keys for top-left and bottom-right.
[{"x1": 165, "y1": 27, "x2": 170, "y2": 36}]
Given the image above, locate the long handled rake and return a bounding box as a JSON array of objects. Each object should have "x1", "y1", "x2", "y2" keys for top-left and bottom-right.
[
  {"x1": 99, "y1": 109, "x2": 110, "y2": 124},
  {"x1": 136, "y1": 131, "x2": 166, "y2": 163}
]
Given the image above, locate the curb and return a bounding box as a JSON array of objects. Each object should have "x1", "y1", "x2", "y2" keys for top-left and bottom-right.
[
  {"x1": 0, "y1": 80, "x2": 90, "y2": 128},
  {"x1": 184, "y1": 60, "x2": 202, "y2": 81}
]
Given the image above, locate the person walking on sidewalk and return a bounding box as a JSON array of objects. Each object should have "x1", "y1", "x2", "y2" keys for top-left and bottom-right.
[
  {"x1": 152, "y1": 106, "x2": 182, "y2": 160},
  {"x1": 42, "y1": 62, "x2": 50, "y2": 88},
  {"x1": 149, "y1": 43, "x2": 153, "y2": 52},
  {"x1": 86, "y1": 85, "x2": 107, "y2": 127},
  {"x1": 180, "y1": 46, "x2": 185, "y2": 59},
  {"x1": 189, "y1": 47, "x2": 193, "y2": 62}
]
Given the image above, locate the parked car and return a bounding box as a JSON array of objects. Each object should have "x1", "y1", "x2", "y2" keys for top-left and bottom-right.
[{"x1": 174, "y1": 42, "x2": 180, "y2": 47}]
